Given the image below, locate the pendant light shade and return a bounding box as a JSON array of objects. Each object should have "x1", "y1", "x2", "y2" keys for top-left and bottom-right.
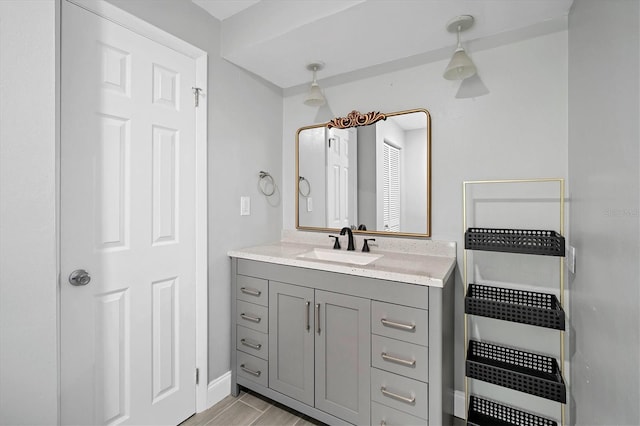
[
  {"x1": 304, "y1": 82, "x2": 325, "y2": 106},
  {"x1": 443, "y1": 47, "x2": 477, "y2": 80},
  {"x1": 304, "y1": 63, "x2": 326, "y2": 107},
  {"x1": 443, "y1": 15, "x2": 477, "y2": 81}
]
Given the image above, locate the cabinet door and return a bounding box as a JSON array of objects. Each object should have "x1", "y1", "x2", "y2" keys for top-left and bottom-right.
[
  {"x1": 268, "y1": 281, "x2": 315, "y2": 406},
  {"x1": 315, "y1": 290, "x2": 370, "y2": 425}
]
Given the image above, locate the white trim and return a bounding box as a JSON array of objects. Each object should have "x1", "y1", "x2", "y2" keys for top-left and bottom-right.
[
  {"x1": 454, "y1": 389, "x2": 466, "y2": 419},
  {"x1": 206, "y1": 372, "x2": 232, "y2": 411},
  {"x1": 55, "y1": 2, "x2": 62, "y2": 424},
  {"x1": 60, "y1": 0, "x2": 209, "y2": 416},
  {"x1": 194, "y1": 54, "x2": 209, "y2": 413}
]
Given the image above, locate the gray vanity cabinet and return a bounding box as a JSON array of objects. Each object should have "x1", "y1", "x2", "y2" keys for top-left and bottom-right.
[
  {"x1": 314, "y1": 290, "x2": 370, "y2": 425},
  {"x1": 269, "y1": 281, "x2": 370, "y2": 425},
  {"x1": 268, "y1": 281, "x2": 315, "y2": 406},
  {"x1": 230, "y1": 257, "x2": 454, "y2": 426}
]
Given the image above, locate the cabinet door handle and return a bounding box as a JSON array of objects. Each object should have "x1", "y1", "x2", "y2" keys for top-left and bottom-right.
[
  {"x1": 381, "y1": 352, "x2": 416, "y2": 367},
  {"x1": 240, "y1": 313, "x2": 261, "y2": 323},
  {"x1": 240, "y1": 339, "x2": 262, "y2": 350},
  {"x1": 380, "y1": 386, "x2": 416, "y2": 405},
  {"x1": 305, "y1": 301, "x2": 311, "y2": 331},
  {"x1": 240, "y1": 364, "x2": 261, "y2": 377},
  {"x1": 380, "y1": 318, "x2": 416, "y2": 332},
  {"x1": 240, "y1": 287, "x2": 261, "y2": 297},
  {"x1": 315, "y1": 303, "x2": 321, "y2": 335}
]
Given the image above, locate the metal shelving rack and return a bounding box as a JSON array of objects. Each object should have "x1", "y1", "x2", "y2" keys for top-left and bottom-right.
[{"x1": 462, "y1": 178, "x2": 566, "y2": 426}]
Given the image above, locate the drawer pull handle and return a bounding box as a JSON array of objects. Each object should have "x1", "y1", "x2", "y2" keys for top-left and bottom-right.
[
  {"x1": 380, "y1": 386, "x2": 416, "y2": 405},
  {"x1": 240, "y1": 339, "x2": 262, "y2": 350},
  {"x1": 240, "y1": 313, "x2": 261, "y2": 323},
  {"x1": 240, "y1": 364, "x2": 261, "y2": 377},
  {"x1": 305, "y1": 301, "x2": 311, "y2": 331},
  {"x1": 381, "y1": 352, "x2": 416, "y2": 367},
  {"x1": 240, "y1": 287, "x2": 261, "y2": 297},
  {"x1": 381, "y1": 318, "x2": 416, "y2": 332}
]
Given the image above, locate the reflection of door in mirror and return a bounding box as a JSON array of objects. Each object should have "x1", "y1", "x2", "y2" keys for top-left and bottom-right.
[
  {"x1": 297, "y1": 109, "x2": 431, "y2": 237},
  {"x1": 374, "y1": 118, "x2": 426, "y2": 234},
  {"x1": 382, "y1": 141, "x2": 401, "y2": 232},
  {"x1": 326, "y1": 128, "x2": 357, "y2": 229}
]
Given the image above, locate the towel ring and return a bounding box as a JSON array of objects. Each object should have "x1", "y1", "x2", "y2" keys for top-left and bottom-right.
[
  {"x1": 298, "y1": 176, "x2": 311, "y2": 197},
  {"x1": 258, "y1": 171, "x2": 276, "y2": 197}
]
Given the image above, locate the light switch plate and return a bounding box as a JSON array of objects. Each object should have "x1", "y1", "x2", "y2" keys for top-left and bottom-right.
[
  {"x1": 240, "y1": 196, "x2": 250, "y2": 216},
  {"x1": 307, "y1": 197, "x2": 313, "y2": 212},
  {"x1": 567, "y1": 245, "x2": 576, "y2": 274}
]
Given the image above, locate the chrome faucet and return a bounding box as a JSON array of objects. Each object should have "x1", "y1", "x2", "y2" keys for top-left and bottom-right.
[{"x1": 340, "y1": 227, "x2": 355, "y2": 251}]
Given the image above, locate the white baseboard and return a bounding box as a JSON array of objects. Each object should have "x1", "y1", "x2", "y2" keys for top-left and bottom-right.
[
  {"x1": 205, "y1": 371, "x2": 231, "y2": 411},
  {"x1": 454, "y1": 389, "x2": 466, "y2": 419}
]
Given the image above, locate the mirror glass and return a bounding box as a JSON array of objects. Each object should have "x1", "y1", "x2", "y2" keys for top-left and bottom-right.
[{"x1": 296, "y1": 109, "x2": 431, "y2": 237}]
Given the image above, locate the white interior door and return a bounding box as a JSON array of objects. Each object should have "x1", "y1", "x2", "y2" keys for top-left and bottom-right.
[
  {"x1": 326, "y1": 128, "x2": 350, "y2": 229},
  {"x1": 61, "y1": 2, "x2": 198, "y2": 424}
]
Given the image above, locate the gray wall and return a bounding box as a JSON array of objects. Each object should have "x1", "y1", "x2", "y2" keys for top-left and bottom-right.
[
  {"x1": 283, "y1": 31, "x2": 569, "y2": 398},
  {"x1": 568, "y1": 1, "x2": 640, "y2": 424},
  {"x1": 0, "y1": 1, "x2": 58, "y2": 424},
  {"x1": 403, "y1": 128, "x2": 427, "y2": 233},
  {"x1": 297, "y1": 127, "x2": 327, "y2": 228},
  {"x1": 105, "y1": 0, "x2": 284, "y2": 382},
  {"x1": 357, "y1": 125, "x2": 377, "y2": 229}
]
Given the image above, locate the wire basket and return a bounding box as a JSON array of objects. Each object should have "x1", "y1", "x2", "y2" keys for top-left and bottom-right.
[
  {"x1": 465, "y1": 228, "x2": 565, "y2": 256},
  {"x1": 467, "y1": 395, "x2": 558, "y2": 426},
  {"x1": 465, "y1": 284, "x2": 565, "y2": 330},
  {"x1": 466, "y1": 340, "x2": 566, "y2": 403}
]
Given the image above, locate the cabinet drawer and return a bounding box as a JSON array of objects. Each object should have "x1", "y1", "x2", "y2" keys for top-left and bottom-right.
[
  {"x1": 236, "y1": 351, "x2": 268, "y2": 387},
  {"x1": 372, "y1": 301, "x2": 428, "y2": 346},
  {"x1": 371, "y1": 401, "x2": 427, "y2": 426},
  {"x1": 371, "y1": 368, "x2": 428, "y2": 420},
  {"x1": 236, "y1": 325, "x2": 268, "y2": 360},
  {"x1": 237, "y1": 275, "x2": 268, "y2": 306},
  {"x1": 372, "y1": 335, "x2": 428, "y2": 381},
  {"x1": 236, "y1": 300, "x2": 268, "y2": 333}
]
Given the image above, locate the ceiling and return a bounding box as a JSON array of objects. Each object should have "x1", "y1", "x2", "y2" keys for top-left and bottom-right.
[{"x1": 192, "y1": 0, "x2": 573, "y2": 89}]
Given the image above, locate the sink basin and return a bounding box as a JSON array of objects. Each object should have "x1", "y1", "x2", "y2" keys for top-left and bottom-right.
[{"x1": 296, "y1": 248, "x2": 383, "y2": 266}]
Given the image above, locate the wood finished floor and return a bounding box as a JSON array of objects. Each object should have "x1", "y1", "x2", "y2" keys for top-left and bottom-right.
[{"x1": 180, "y1": 390, "x2": 325, "y2": 426}]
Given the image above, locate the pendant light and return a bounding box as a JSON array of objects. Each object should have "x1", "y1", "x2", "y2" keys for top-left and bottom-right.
[
  {"x1": 443, "y1": 15, "x2": 477, "y2": 81},
  {"x1": 304, "y1": 62, "x2": 326, "y2": 107}
]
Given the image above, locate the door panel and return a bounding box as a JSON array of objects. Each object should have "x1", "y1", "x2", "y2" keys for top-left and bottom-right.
[
  {"x1": 151, "y1": 277, "x2": 179, "y2": 402},
  {"x1": 60, "y1": 2, "x2": 197, "y2": 424},
  {"x1": 97, "y1": 114, "x2": 130, "y2": 250},
  {"x1": 95, "y1": 289, "x2": 130, "y2": 425},
  {"x1": 326, "y1": 128, "x2": 350, "y2": 229},
  {"x1": 315, "y1": 290, "x2": 370, "y2": 425},
  {"x1": 268, "y1": 281, "x2": 315, "y2": 406},
  {"x1": 152, "y1": 126, "x2": 179, "y2": 245}
]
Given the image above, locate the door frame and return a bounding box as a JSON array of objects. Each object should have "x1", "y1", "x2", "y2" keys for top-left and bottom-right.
[{"x1": 59, "y1": 0, "x2": 209, "y2": 414}]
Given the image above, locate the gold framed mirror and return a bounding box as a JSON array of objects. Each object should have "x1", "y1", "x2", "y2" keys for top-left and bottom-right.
[{"x1": 296, "y1": 108, "x2": 431, "y2": 237}]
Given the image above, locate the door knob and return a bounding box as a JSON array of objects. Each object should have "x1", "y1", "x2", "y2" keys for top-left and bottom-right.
[{"x1": 69, "y1": 269, "x2": 91, "y2": 286}]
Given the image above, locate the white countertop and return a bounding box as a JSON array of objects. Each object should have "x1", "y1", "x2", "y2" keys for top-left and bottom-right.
[{"x1": 228, "y1": 239, "x2": 456, "y2": 288}]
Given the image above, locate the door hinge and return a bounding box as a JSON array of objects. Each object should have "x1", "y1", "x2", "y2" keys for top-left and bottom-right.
[
  {"x1": 192, "y1": 87, "x2": 203, "y2": 108},
  {"x1": 196, "y1": 367, "x2": 200, "y2": 385}
]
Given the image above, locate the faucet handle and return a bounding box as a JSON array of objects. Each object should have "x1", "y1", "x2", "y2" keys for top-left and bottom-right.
[
  {"x1": 362, "y1": 238, "x2": 376, "y2": 252},
  {"x1": 328, "y1": 235, "x2": 341, "y2": 250}
]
